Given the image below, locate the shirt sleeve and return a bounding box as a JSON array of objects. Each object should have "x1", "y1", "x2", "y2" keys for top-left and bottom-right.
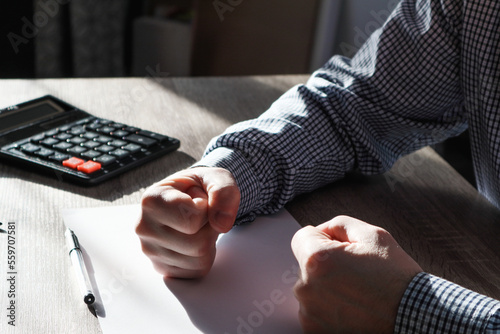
[
  {"x1": 196, "y1": 0, "x2": 468, "y2": 223},
  {"x1": 395, "y1": 272, "x2": 500, "y2": 333}
]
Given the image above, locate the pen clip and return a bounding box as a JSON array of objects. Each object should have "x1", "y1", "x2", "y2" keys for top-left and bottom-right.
[{"x1": 65, "y1": 229, "x2": 81, "y2": 254}]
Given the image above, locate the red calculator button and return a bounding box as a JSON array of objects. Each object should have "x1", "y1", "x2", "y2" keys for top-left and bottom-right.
[
  {"x1": 77, "y1": 161, "x2": 102, "y2": 174},
  {"x1": 62, "y1": 157, "x2": 85, "y2": 169}
]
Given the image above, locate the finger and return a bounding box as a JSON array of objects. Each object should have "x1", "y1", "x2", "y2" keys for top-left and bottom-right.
[
  {"x1": 185, "y1": 185, "x2": 208, "y2": 206},
  {"x1": 316, "y1": 215, "x2": 387, "y2": 244},
  {"x1": 162, "y1": 266, "x2": 211, "y2": 279},
  {"x1": 138, "y1": 221, "x2": 219, "y2": 258},
  {"x1": 291, "y1": 225, "x2": 334, "y2": 258},
  {"x1": 197, "y1": 168, "x2": 240, "y2": 233},
  {"x1": 140, "y1": 241, "x2": 216, "y2": 277},
  {"x1": 140, "y1": 185, "x2": 208, "y2": 235},
  {"x1": 158, "y1": 259, "x2": 214, "y2": 279},
  {"x1": 291, "y1": 226, "x2": 335, "y2": 278}
]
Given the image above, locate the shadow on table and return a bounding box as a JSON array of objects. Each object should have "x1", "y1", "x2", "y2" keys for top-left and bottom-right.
[
  {"x1": 0, "y1": 150, "x2": 196, "y2": 200},
  {"x1": 149, "y1": 75, "x2": 305, "y2": 125}
]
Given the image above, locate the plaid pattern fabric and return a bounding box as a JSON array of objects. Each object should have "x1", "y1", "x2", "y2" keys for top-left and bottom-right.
[
  {"x1": 197, "y1": 0, "x2": 500, "y2": 330},
  {"x1": 395, "y1": 273, "x2": 500, "y2": 333},
  {"x1": 199, "y1": 0, "x2": 500, "y2": 222}
]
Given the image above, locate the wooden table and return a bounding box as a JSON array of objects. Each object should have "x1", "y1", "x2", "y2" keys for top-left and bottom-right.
[{"x1": 0, "y1": 76, "x2": 499, "y2": 333}]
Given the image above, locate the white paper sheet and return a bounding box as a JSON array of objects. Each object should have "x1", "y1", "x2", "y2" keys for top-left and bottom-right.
[{"x1": 62, "y1": 205, "x2": 302, "y2": 334}]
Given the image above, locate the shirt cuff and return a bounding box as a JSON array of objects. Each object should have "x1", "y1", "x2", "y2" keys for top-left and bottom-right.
[
  {"x1": 395, "y1": 272, "x2": 500, "y2": 333},
  {"x1": 193, "y1": 147, "x2": 260, "y2": 224}
]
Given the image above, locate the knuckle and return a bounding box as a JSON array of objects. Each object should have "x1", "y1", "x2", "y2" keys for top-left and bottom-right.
[
  {"x1": 139, "y1": 242, "x2": 173, "y2": 269},
  {"x1": 293, "y1": 279, "x2": 313, "y2": 300},
  {"x1": 303, "y1": 250, "x2": 328, "y2": 276},
  {"x1": 178, "y1": 220, "x2": 204, "y2": 236},
  {"x1": 135, "y1": 217, "x2": 154, "y2": 238},
  {"x1": 152, "y1": 262, "x2": 175, "y2": 277},
  {"x1": 375, "y1": 225, "x2": 390, "y2": 236},
  {"x1": 292, "y1": 225, "x2": 314, "y2": 248},
  {"x1": 183, "y1": 223, "x2": 218, "y2": 257},
  {"x1": 140, "y1": 186, "x2": 163, "y2": 209},
  {"x1": 329, "y1": 215, "x2": 352, "y2": 224},
  {"x1": 189, "y1": 236, "x2": 216, "y2": 258},
  {"x1": 193, "y1": 253, "x2": 216, "y2": 271},
  {"x1": 139, "y1": 240, "x2": 161, "y2": 259},
  {"x1": 135, "y1": 219, "x2": 146, "y2": 236},
  {"x1": 372, "y1": 226, "x2": 393, "y2": 244},
  {"x1": 174, "y1": 200, "x2": 207, "y2": 234}
]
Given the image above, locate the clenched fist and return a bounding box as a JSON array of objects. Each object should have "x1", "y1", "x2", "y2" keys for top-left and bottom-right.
[{"x1": 136, "y1": 167, "x2": 240, "y2": 278}]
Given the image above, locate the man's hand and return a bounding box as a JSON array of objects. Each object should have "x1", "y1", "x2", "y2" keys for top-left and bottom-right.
[
  {"x1": 136, "y1": 167, "x2": 240, "y2": 278},
  {"x1": 291, "y1": 216, "x2": 423, "y2": 333}
]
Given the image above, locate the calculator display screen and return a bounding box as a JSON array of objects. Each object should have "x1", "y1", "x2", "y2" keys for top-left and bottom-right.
[{"x1": 0, "y1": 100, "x2": 65, "y2": 133}]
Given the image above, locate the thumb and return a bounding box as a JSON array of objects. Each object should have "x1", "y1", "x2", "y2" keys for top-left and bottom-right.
[
  {"x1": 200, "y1": 168, "x2": 240, "y2": 233},
  {"x1": 316, "y1": 215, "x2": 385, "y2": 244},
  {"x1": 291, "y1": 225, "x2": 334, "y2": 272}
]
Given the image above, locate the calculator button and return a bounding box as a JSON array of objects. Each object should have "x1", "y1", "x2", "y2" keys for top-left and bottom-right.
[
  {"x1": 97, "y1": 126, "x2": 115, "y2": 134},
  {"x1": 81, "y1": 150, "x2": 101, "y2": 159},
  {"x1": 122, "y1": 143, "x2": 141, "y2": 153},
  {"x1": 69, "y1": 137, "x2": 87, "y2": 145},
  {"x1": 111, "y1": 130, "x2": 129, "y2": 138},
  {"x1": 96, "y1": 144, "x2": 114, "y2": 153},
  {"x1": 109, "y1": 139, "x2": 127, "y2": 147},
  {"x1": 62, "y1": 157, "x2": 85, "y2": 169},
  {"x1": 20, "y1": 143, "x2": 41, "y2": 154},
  {"x1": 77, "y1": 161, "x2": 102, "y2": 174},
  {"x1": 69, "y1": 126, "x2": 86, "y2": 136},
  {"x1": 95, "y1": 135, "x2": 113, "y2": 144},
  {"x1": 82, "y1": 141, "x2": 100, "y2": 149},
  {"x1": 109, "y1": 149, "x2": 130, "y2": 159},
  {"x1": 44, "y1": 129, "x2": 59, "y2": 136},
  {"x1": 56, "y1": 133, "x2": 72, "y2": 141},
  {"x1": 41, "y1": 137, "x2": 59, "y2": 147},
  {"x1": 124, "y1": 134, "x2": 157, "y2": 147},
  {"x1": 35, "y1": 148, "x2": 55, "y2": 158},
  {"x1": 49, "y1": 153, "x2": 70, "y2": 162},
  {"x1": 53, "y1": 142, "x2": 73, "y2": 151},
  {"x1": 30, "y1": 134, "x2": 45, "y2": 143},
  {"x1": 82, "y1": 132, "x2": 99, "y2": 140},
  {"x1": 67, "y1": 146, "x2": 87, "y2": 155},
  {"x1": 124, "y1": 126, "x2": 140, "y2": 133},
  {"x1": 85, "y1": 123, "x2": 101, "y2": 130},
  {"x1": 110, "y1": 123, "x2": 126, "y2": 129},
  {"x1": 95, "y1": 154, "x2": 116, "y2": 166},
  {"x1": 77, "y1": 118, "x2": 92, "y2": 126},
  {"x1": 138, "y1": 130, "x2": 168, "y2": 142}
]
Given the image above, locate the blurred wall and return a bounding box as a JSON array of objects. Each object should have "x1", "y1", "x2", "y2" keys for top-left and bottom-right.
[{"x1": 1, "y1": 0, "x2": 397, "y2": 78}]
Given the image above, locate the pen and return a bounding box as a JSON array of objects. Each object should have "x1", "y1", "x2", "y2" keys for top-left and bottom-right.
[{"x1": 65, "y1": 229, "x2": 95, "y2": 305}]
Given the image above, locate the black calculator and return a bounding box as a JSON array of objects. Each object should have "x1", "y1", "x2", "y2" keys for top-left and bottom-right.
[{"x1": 0, "y1": 95, "x2": 180, "y2": 185}]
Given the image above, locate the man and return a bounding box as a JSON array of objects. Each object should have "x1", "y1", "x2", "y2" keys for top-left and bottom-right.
[{"x1": 136, "y1": 0, "x2": 500, "y2": 332}]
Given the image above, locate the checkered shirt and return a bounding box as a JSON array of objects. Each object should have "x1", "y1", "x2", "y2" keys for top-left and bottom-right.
[
  {"x1": 197, "y1": 0, "x2": 500, "y2": 332},
  {"x1": 396, "y1": 273, "x2": 500, "y2": 333}
]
